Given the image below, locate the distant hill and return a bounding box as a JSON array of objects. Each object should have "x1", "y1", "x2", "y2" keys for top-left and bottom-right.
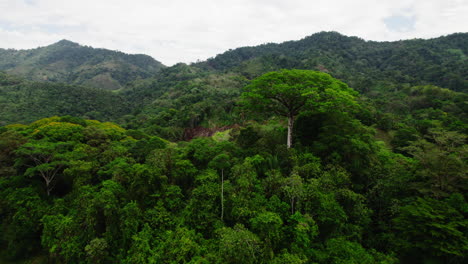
[
  {"x1": 0, "y1": 40, "x2": 165, "y2": 90},
  {"x1": 0, "y1": 72, "x2": 131, "y2": 125}
]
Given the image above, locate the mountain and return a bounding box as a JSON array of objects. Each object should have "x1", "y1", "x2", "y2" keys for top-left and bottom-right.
[
  {"x1": 0, "y1": 32, "x2": 466, "y2": 133},
  {"x1": 0, "y1": 40, "x2": 165, "y2": 90},
  {"x1": 119, "y1": 32, "x2": 467, "y2": 139},
  {"x1": 197, "y1": 31, "x2": 467, "y2": 93}
]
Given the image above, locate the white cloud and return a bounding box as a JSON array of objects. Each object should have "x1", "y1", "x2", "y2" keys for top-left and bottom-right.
[{"x1": 0, "y1": 0, "x2": 466, "y2": 65}]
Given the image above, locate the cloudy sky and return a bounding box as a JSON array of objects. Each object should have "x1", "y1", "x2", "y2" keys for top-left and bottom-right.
[{"x1": 1, "y1": 0, "x2": 467, "y2": 65}]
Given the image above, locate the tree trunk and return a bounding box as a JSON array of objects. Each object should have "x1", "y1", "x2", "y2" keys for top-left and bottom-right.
[
  {"x1": 287, "y1": 115, "x2": 295, "y2": 149},
  {"x1": 221, "y1": 169, "x2": 224, "y2": 220},
  {"x1": 291, "y1": 197, "x2": 295, "y2": 214}
]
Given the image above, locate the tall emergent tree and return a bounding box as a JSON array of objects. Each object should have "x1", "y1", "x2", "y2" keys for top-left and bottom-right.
[
  {"x1": 241, "y1": 69, "x2": 358, "y2": 148},
  {"x1": 15, "y1": 141, "x2": 75, "y2": 196}
]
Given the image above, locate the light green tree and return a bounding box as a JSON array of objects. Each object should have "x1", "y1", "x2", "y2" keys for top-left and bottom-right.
[{"x1": 241, "y1": 69, "x2": 357, "y2": 148}]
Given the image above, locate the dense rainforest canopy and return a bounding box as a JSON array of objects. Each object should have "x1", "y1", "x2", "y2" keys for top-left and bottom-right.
[{"x1": 0, "y1": 32, "x2": 467, "y2": 264}]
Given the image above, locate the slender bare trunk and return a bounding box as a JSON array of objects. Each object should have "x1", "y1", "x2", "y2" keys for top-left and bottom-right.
[
  {"x1": 287, "y1": 115, "x2": 294, "y2": 148},
  {"x1": 291, "y1": 197, "x2": 295, "y2": 214},
  {"x1": 221, "y1": 169, "x2": 224, "y2": 220}
]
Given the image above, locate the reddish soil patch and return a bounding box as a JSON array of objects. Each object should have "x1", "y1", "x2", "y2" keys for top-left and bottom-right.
[{"x1": 183, "y1": 124, "x2": 239, "y2": 141}]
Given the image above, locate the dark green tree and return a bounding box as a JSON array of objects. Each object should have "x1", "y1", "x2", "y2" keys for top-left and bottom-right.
[
  {"x1": 393, "y1": 197, "x2": 468, "y2": 263},
  {"x1": 217, "y1": 224, "x2": 262, "y2": 264},
  {"x1": 15, "y1": 141, "x2": 79, "y2": 196}
]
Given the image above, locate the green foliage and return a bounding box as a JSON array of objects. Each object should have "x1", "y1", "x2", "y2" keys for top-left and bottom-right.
[
  {"x1": 15, "y1": 140, "x2": 79, "y2": 196},
  {"x1": 282, "y1": 172, "x2": 304, "y2": 214},
  {"x1": 316, "y1": 237, "x2": 397, "y2": 264},
  {"x1": 287, "y1": 212, "x2": 319, "y2": 255},
  {"x1": 184, "y1": 170, "x2": 222, "y2": 234},
  {"x1": 250, "y1": 211, "x2": 283, "y2": 251},
  {"x1": 124, "y1": 224, "x2": 157, "y2": 264},
  {"x1": 85, "y1": 238, "x2": 109, "y2": 264},
  {"x1": 0, "y1": 40, "x2": 164, "y2": 90},
  {"x1": 202, "y1": 32, "x2": 467, "y2": 93},
  {"x1": 0, "y1": 186, "x2": 46, "y2": 259},
  {"x1": 393, "y1": 197, "x2": 468, "y2": 262},
  {"x1": 0, "y1": 110, "x2": 466, "y2": 264},
  {"x1": 130, "y1": 136, "x2": 167, "y2": 162},
  {"x1": 241, "y1": 69, "x2": 358, "y2": 148},
  {"x1": 0, "y1": 73, "x2": 131, "y2": 126},
  {"x1": 0, "y1": 31, "x2": 467, "y2": 264},
  {"x1": 41, "y1": 214, "x2": 85, "y2": 262},
  {"x1": 154, "y1": 227, "x2": 201, "y2": 263},
  {"x1": 402, "y1": 128, "x2": 467, "y2": 197},
  {"x1": 217, "y1": 224, "x2": 262, "y2": 264},
  {"x1": 271, "y1": 252, "x2": 307, "y2": 264},
  {"x1": 0, "y1": 130, "x2": 26, "y2": 177}
]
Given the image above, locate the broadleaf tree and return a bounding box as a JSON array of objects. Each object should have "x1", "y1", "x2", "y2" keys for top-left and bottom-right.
[{"x1": 241, "y1": 69, "x2": 358, "y2": 148}]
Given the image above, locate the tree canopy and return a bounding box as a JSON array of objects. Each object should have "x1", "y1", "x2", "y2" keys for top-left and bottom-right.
[
  {"x1": 241, "y1": 69, "x2": 358, "y2": 148},
  {"x1": 0, "y1": 32, "x2": 467, "y2": 264}
]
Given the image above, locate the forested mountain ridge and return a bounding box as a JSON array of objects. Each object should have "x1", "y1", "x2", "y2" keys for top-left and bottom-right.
[
  {"x1": 0, "y1": 40, "x2": 165, "y2": 90},
  {"x1": 197, "y1": 31, "x2": 467, "y2": 92},
  {"x1": 121, "y1": 32, "x2": 467, "y2": 140},
  {"x1": 1, "y1": 32, "x2": 466, "y2": 134}
]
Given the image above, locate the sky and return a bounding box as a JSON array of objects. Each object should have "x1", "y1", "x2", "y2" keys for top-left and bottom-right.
[{"x1": 0, "y1": 0, "x2": 467, "y2": 65}]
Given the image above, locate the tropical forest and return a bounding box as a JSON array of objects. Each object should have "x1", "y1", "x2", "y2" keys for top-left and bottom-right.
[{"x1": 0, "y1": 32, "x2": 466, "y2": 264}]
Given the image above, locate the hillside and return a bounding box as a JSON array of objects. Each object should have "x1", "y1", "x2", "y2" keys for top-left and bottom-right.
[
  {"x1": 0, "y1": 72, "x2": 131, "y2": 125},
  {"x1": 0, "y1": 40, "x2": 165, "y2": 90},
  {"x1": 121, "y1": 32, "x2": 467, "y2": 139},
  {"x1": 0, "y1": 32, "x2": 466, "y2": 134},
  {"x1": 197, "y1": 32, "x2": 467, "y2": 92}
]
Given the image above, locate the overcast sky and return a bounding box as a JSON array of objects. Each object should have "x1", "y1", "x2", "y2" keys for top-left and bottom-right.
[{"x1": 1, "y1": 0, "x2": 467, "y2": 65}]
